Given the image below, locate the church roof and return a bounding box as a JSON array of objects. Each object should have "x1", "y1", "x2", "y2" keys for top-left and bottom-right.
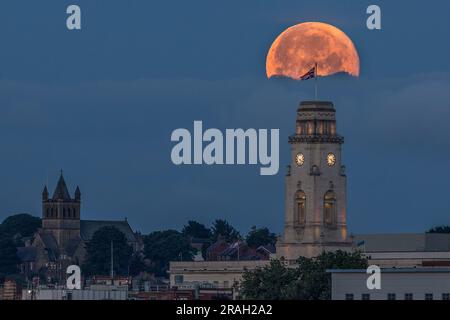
[
  {"x1": 80, "y1": 220, "x2": 136, "y2": 242},
  {"x1": 52, "y1": 173, "x2": 72, "y2": 200},
  {"x1": 39, "y1": 233, "x2": 60, "y2": 261}
]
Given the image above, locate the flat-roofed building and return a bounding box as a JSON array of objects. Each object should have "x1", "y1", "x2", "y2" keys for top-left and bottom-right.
[
  {"x1": 355, "y1": 233, "x2": 450, "y2": 267},
  {"x1": 328, "y1": 268, "x2": 450, "y2": 300},
  {"x1": 169, "y1": 260, "x2": 269, "y2": 296}
]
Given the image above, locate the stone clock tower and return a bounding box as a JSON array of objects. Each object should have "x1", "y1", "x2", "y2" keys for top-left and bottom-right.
[{"x1": 277, "y1": 101, "x2": 354, "y2": 261}]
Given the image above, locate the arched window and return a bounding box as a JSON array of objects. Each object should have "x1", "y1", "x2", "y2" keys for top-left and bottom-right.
[
  {"x1": 294, "y1": 190, "x2": 306, "y2": 226},
  {"x1": 324, "y1": 190, "x2": 337, "y2": 227}
]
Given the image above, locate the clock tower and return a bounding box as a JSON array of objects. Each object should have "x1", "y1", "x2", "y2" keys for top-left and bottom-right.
[{"x1": 276, "y1": 101, "x2": 354, "y2": 261}]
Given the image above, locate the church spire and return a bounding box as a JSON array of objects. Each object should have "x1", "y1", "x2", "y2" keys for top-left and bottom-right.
[{"x1": 52, "y1": 171, "x2": 71, "y2": 200}]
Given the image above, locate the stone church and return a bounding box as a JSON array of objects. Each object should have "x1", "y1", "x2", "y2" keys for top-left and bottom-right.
[
  {"x1": 276, "y1": 101, "x2": 354, "y2": 260},
  {"x1": 18, "y1": 173, "x2": 139, "y2": 278}
]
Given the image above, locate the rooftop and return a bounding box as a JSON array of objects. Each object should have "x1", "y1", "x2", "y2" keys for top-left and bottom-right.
[{"x1": 327, "y1": 267, "x2": 450, "y2": 274}]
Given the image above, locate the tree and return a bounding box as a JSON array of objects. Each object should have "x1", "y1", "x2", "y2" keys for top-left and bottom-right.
[
  {"x1": 83, "y1": 226, "x2": 133, "y2": 276},
  {"x1": 428, "y1": 225, "x2": 450, "y2": 234},
  {"x1": 182, "y1": 220, "x2": 212, "y2": 239},
  {"x1": 240, "y1": 250, "x2": 368, "y2": 300},
  {"x1": 128, "y1": 253, "x2": 146, "y2": 277},
  {"x1": 0, "y1": 235, "x2": 19, "y2": 276},
  {"x1": 288, "y1": 250, "x2": 368, "y2": 300},
  {"x1": 240, "y1": 259, "x2": 296, "y2": 300},
  {"x1": 246, "y1": 226, "x2": 277, "y2": 248},
  {"x1": 0, "y1": 214, "x2": 41, "y2": 243},
  {"x1": 143, "y1": 230, "x2": 195, "y2": 277},
  {"x1": 211, "y1": 219, "x2": 240, "y2": 242}
]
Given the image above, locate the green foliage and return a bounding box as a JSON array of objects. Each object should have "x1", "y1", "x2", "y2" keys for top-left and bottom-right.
[
  {"x1": 211, "y1": 219, "x2": 240, "y2": 242},
  {"x1": 182, "y1": 220, "x2": 212, "y2": 239},
  {"x1": 0, "y1": 214, "x2": 41, "y2": 243},
  {"x1": 240, "y1": 260, "x2": 297, "y2": 300},
  {"x1": 240, "y1": 250, "x2": 368, "y2": 300},
  {"x1": 83, "y1": 226, "x2": 133, "y2": 276},
  {"x1": 129, "y1": 253, "x2": 146, "y2": 277},
  {"x1": 0, "y1": 235, "x2": 20, "y2": 276},
  {"x1": 428, "y1": 225, "x2": 450, "y2": 234},
  {"x1": 0, "y1": 213, "x2": 39, "y2": 277},
  {"x1": 143, "y1": 230, "x2": 195, "y2": 277},
  {"x1": 246, "y1": 226, "x2": 277, "y2": 248}
]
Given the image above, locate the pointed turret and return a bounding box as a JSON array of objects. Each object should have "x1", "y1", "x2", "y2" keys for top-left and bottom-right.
[
  {"x1": 42, "y1": 185, "x2": 49, "y2": 201},
  {"x1": 52, "y1": 171, "x2": 71, "y2": 200},
  {"x1": 75, "y1": 186, "x2": 81, "y2": 201}
]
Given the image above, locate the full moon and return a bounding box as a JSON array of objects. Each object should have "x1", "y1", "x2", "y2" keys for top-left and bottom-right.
[{"x1": 266, "y1": 22, "x2": 360, "y2": 80}]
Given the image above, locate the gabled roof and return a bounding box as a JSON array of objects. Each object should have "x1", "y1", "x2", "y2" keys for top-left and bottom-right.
[
  {"x1": 39, "y1": 233, "x2": 60, "y2": 261},
  {"x1": 256, "y1": 244, "x2": 276, "y2": 254},
  {"x1": 80, "y1": 220, "x2": 136, "y2": 242},
  {"x1": 52, "y1": 173, "x2": 72, "y2": 200},
  {"x1": 65, "y1": 238, "x2": 82, "y2": 256}
]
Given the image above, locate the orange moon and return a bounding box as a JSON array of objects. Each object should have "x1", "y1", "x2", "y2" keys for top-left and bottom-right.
[{"x1": 266, "y1": 22, "x2": 360, "y2": 80}]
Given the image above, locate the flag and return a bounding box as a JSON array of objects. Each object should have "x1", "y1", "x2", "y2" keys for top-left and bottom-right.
[{"x1": 300, "y1": 65, "x2": 316, "y2": 80}]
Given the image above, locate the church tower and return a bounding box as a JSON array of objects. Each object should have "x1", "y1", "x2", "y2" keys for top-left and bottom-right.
[
  {"x1": 42, "y1": 172, "x2": 81, "y2": 249},
  {"x1": 276, "y1": 101, "x2": 353, "y2": 261}
]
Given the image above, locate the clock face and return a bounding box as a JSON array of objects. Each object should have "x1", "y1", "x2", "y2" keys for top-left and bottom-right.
[
  {"x1": 327, "y1": 153, "x2": 336, "y2": 166},
  {"x1": 295, "y1": 153, "x2": 305, "y2": 166}
]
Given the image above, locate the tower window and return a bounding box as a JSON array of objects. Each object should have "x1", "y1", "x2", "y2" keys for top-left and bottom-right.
[
  {"x1": 324, "y1": 190, "x2": 337, "y2": 227},
  {"x1": 307, "y1": 122, "x2": 313, "y2": 135},
  {"x1": 294, "y1": 190, "x2": 306, "y2": 226}
]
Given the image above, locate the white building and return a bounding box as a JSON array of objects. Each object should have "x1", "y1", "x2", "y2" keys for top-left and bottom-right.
[
  {"x1": 169, "y1": 260, "x2": 269, "y2": 292},
  {"x1": 329, "y1": 268, "x2": 450, "y2": 300},
  {"x1": 22, "y1": 285, "x2": 128, "y2": 300}
]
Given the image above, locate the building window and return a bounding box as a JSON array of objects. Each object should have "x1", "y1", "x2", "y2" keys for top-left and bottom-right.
[
  {"x1": 174, "y1": 275, "x2": 183, "y2": 284},
  {"x1": 404, "y1": 293, "x2": 413, "y2": 300},
  {"x1": 345, "y1": 294, "x2": 354, "y2": 300},
  {"x1": 324, "y1": 190, "x2": 337, "y2": 227},
  {"x1": 442, "y1": 293, "x2": 450, "y2": 300},
  {"x1": 425, "y1": 293, "x2": 433, "y2": 300},
  {"x1": 361, "y1": 294, "x2": 370, "y2": 300},
  {"x1": 294, "y1": 190, "x2": 306, "y2": 226},
  {"x1": 223, "y1": 281, "x2": 229, "y2": 288},
  {"x1": 387, "y1": 293, "x2": 396, "y2": 300}
]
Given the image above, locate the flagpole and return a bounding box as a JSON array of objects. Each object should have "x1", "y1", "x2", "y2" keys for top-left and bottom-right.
[{"x1": 314, "y1": 62, "x2": 318, "y2": 101}]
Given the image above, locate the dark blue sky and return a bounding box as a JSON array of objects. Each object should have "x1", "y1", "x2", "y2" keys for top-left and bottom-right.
[{"x1": 0, "y1": 0, "x2": 449, "y2": 235}]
